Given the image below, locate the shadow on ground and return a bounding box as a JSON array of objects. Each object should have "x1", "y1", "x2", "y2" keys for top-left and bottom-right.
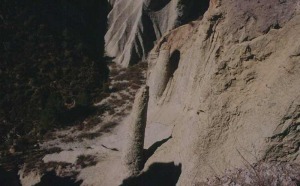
[
  {"x1": 0, "y1": 166, "x2": 21, "y2": 186},
  {"x1": 120, "y1": 162, "x2": 181, "y2": 186},
  {"x1": 144, "y1": 136, "x2": 172, "y2": 163},
  {"x1": 34, "y1": 171, "x2": 82, "y2": 186}
]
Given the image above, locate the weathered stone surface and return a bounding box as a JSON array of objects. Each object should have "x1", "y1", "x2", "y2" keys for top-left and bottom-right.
[
  {"x1": 105, "y1": 0, "x2": 210, "y2": 67},
  {"x1": 148, "y1": 44, "x2": 171, "y2": 104},
  {"x1": 144, "y1": 0, "x2": 300, "y2": 185},
  {"x1": 123, "y1": 86, "x2": 149, "y2": 176}
]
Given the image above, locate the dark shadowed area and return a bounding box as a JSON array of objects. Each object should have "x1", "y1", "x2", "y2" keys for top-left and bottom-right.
[
  {"x1": 120, "y1": 162, "x2": 182, "y2": 186},
  {"x1": 34, "y1": 171, "x2": 83, "y2": 186},
  {"x1": 177, "y1": 0, "x2": 210, "y2": 24},
  {"x1": 144, "y1": 136, "x2": 172, "y2": 164},
  {"x1": 169, "y1": 50, "x2": 180, "y2": 77},
  {"x1": 0, "y1": 166, "x2": 21, "y2": 186},
  {"x1": 0, "y1": 0, "x2": 110, "y2": 159}
]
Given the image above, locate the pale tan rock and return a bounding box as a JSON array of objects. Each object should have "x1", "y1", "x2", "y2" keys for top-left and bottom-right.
[
  {"x1": 122, "y1": 86, "x2": 149, "y2": 176},
  {"x1": 145, "y1": 0, "x2": 300, "y2": 185},
  {"x1": 148, "y1": 44, "x2": 171, "y2": 104},
  {"x1": 105, "y1": 0, "x2": 209, "y2": 67}
]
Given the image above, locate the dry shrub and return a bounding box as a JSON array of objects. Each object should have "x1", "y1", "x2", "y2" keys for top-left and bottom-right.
[
  {"x1": 99, "y1": 121, "x2": 118, "y2": 133},
  {"x1": 112, "y1": 82, "x2": 130, "y2": 91},
  {"x1": 40, "y1": 161, "x2": 73, "y2": 174},
  {"x1": 108, "y1": 98, "x2": 126, "y2": 108},
  {"x1": 130, "y1": 84, "x2": 141, "y2": 90},
  {"x1": 77, "y1": 132, "x2": 101, "y2": 140},
  {"x1": 108, "y1": 109, "x2": 116, "y2": 116},
  {"x1": 61, "y1": 137, "x2": 77, "y2": 143},
  {"x1": 83, "y1": 116, "x2": 103, "y2": 130},
  {"x1": 76, "y1": 155, "x2": 97, "y2": 168},
  {"x1": 109, "y1": 68, "x2": 119, "y2": 77},
  {"x1": 46, "y1": 147, "x2": 63, "y2": 154},
  {"x1": 197, "y1": 162, "x2": 300, "y2": 186},
  {"x1": 125, "y1": 105, "x2": 133, "y2": 111},
  {"x1": 119, "y1": 92, "x2": 131, "y2": 101},
  {"x1": 114, "y1": 72, "x2": 131, "y2": 81},
  {"x1": 114, "y1": 62, "x2": 147, "y2": 83}
]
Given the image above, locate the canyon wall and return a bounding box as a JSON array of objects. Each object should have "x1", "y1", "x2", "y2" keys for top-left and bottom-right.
[
  {"x1": 144, "y1": 0, "x2": 300, "y2": 184},
  {"x1": 13, "y1": 1, "x2": 300, "y2": 185}
]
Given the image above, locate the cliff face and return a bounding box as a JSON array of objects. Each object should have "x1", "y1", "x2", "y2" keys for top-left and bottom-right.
[
  {"x1": 105, "y1": 0, "x2": 210, "y2": 67},
  {"x1": 145, "y1": 0, "x2": 300, "y2": 184}
]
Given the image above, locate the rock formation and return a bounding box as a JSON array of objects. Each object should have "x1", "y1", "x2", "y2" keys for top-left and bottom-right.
[
  {"x1": 143, "y1": 0, "x2": 300, "y2": 185},
  {"x1": 105, "y1": 0, "x2": 210, "y2": 67},
  {"x1": 123, "y1": 86, "x2": 149, "y2": 176},
  {"x1": 148, "y1": 43, "x2": 171, "y2": 104},
  {"x1": 16, "y1": 0, "x2": 300, "y2": 185}
]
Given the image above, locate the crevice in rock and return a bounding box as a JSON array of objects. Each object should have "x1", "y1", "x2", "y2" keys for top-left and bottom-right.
[
  {"x1": 129, "y1": 11, "x2": 157, "y2": 66},
  {"x1": 177, "y1": 0, "x2": 210, "y2": 25},
  {"x1": 141, "y1": 12, "x2": 157, "y2": 62},
  {"x1": 169, "y1": 50, "x2": 180, "y2": 78},
  {"x1": 144, "y1": 0, "x2": 172, "y2": 12},
  {"x1": 263, "y1": 22, "x2": 282, "y2": 34}
]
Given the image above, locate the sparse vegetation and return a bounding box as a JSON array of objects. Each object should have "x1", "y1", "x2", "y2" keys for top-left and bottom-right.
[
  {"x1": 0, "y1": 0, "x2": 109, "y2": 148},
  {"x1": 100, "y1": 121, "x2": 119, "y2": 133},
  {"x1": 197, "y1": 162, "x2": 300, "y2": 186},
  {"x1": 76, "y1": 155, "x2": 98, "y2": 168},
  {"x1": 58, "y1": 62, "x2": 148, "y2": 143},
  {"x1": 113, "y1": 62, "x2": 147, "y2": 85},
  {"x1": 0, "y1": 0, "x2": 111, "y2": 175},
  {"x1": 76, "y1": 121, "x2": 118, "y2": 140},
  {"x1": 0, "y1": 1, "x2": 147, "y2": 175}
]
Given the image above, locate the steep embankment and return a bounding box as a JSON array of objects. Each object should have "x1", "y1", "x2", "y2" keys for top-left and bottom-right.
[
  {"x1": 105, "y1": 0, "x2": 210, "y2": 67},
  {"x1": 145, "y1": 0, "x2": 300, "y2": 185}
]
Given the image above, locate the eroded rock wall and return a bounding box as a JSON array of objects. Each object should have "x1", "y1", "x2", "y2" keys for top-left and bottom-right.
[
  {"x1": 105, "y1": 0, "x2": 209, "y2": 67},
  {"x1": 145, "y1": 0, "x2": 300, "y2": 185}
]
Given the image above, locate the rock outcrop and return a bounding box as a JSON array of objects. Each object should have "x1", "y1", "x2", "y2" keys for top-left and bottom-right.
[
  {"x1": 148, "y1": 44, "x2": 171, "y2": 104},
  {"x1": 123, "y1": 86, "x2": 149, "y2": 176},
  {"x1": 144, "y1": 0, "x2": 300, "y2": 185},
  {"x1": 105, "y1": 0, "x2": 210, "y2": 67}
]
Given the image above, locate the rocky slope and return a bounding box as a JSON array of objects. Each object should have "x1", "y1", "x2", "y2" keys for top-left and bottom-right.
[
  {"x1": 144, "y1": 0, "x2": 300, "y2": 185},
  {"x1": 16, "y1": 63, "x2": 147, "y2": 186},
  {"x1": 105, "y1": 0, "x2": 210, "y2": 67},
  {"x1": 7, "y1": 0, "x2": 300, "y2": 185}
]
